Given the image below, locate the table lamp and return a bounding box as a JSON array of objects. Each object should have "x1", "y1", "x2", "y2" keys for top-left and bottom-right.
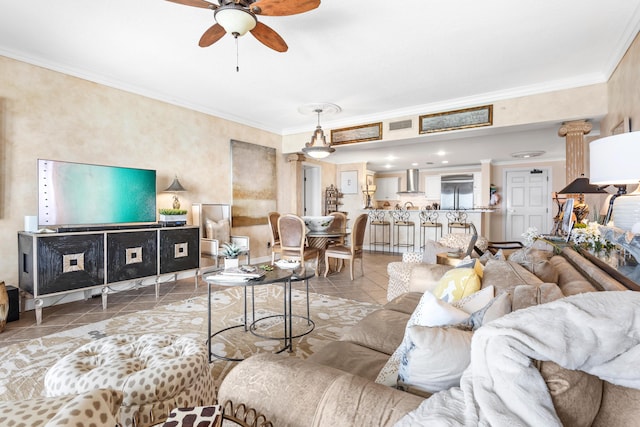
[
  {"x1": 363, "y1": 183, "x2": 377, "y2": 209},
  {"x1": 163, "y1": 175, "x2": 188, "y2": 210},
  {"x1": 590, "y1": 131, "x2": 640, "y2": 231},
  {"x1": 557, "y1": 174, "x2": 606, "y2": 223}
]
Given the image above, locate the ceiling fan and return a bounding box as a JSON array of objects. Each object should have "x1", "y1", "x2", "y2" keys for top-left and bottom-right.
[{"x1": 166, "y1": 0, "x2": 320, "y2": 52}]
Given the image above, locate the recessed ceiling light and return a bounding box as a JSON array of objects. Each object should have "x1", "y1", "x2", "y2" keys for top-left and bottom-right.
[
  {"x1": 385, "y1": 164, "x2": 392, "y2": 169},
  {"x1": 511, "y1": 151, "x2": 545, "y2": 159},
  {"x1": 437, "y1": 151, "x2": 446, "y2": 156},
  {"x1": 441, "y1": 160, "x2": 449, "y2": 164},
  {"x1": 411, "y1": 162, "x2": 419, "y2": 166}
]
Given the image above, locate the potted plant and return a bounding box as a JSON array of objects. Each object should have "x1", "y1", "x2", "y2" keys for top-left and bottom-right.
[
  {"x1": 221, "y1": 242, "x2": 242, "y2": 269},
  {"x1": 159, "y1": 209, "x2": 188, "y2": 224}
]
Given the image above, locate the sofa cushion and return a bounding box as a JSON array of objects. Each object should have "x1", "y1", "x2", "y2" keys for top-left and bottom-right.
[
  {"x1": 481, "y1": 259, "x2": 542, "y2": 294},
  {"x1": 508, "y1": 248, "x2": 559, "y2": 283},
  {"x1": 341, "y1": 309, "x2": 410, "y2": 355},
  {"x1": 308, "y1": 341, "x2": 390, "y2": 382},
  {"x1": 432, "y1": 268, "x2": 481, "y2": 302},
  {"x1": 398, "y1": 325, "x2": 473, "y2": 394},
  {"x1": 408, "y1": 264, "x2": 453, "y2": 294},
  {"x1": 549, "y1": 255, "x2": 598, "y2": 295},
  {"x1": 383, "y1": 292, "x2": 422, "y2": 315},
  {"x1": 512, "y1": 283, "x2": 564, "y2": 311}
]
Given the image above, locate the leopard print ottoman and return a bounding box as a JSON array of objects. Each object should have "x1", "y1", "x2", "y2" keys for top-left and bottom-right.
[{"x1": 44, "y1": 333, "x2": 215, "y2": 427}]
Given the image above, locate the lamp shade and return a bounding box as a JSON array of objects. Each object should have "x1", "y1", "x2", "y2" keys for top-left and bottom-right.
[
  {"x1": 558, "y1": 175, "x2": 606, "y2": 195},
  {"x1": 590, "y1": 131, "x2": 640, "y2": 185},
  {"x1": 163, "y1": 176, "x2": 187, "y2": 192}
]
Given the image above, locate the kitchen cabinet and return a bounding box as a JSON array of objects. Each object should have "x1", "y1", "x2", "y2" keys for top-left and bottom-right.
[
  {"x1": 425, "y1": 175, "x2": 441, "y2": 200},
  {"x1": 374, "y1": 177, "x2": 400, "y2": 200}
]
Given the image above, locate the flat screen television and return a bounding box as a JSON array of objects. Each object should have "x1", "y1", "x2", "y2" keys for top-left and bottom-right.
[{"x1": 38, "y1": 159, "x2": 157, "y2": 228}]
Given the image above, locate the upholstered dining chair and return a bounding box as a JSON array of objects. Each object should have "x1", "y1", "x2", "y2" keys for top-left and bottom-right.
[
  {"x1": 278, "y1": 214, "x2": 320, "y2": 275},
  {"x1": 323, "y1": 213, "x2": 368, "y2": 280},
  {"x1": 327, "y1": 211, "x2": 348, "y2": 246},
  {"x1": 267, "y1": 211, "x2": 281, "y2": 263}
]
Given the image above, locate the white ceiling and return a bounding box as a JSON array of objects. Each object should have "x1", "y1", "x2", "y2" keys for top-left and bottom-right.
[{"x1": 1, "y1": 0, "x2": 639, "y2": 171}]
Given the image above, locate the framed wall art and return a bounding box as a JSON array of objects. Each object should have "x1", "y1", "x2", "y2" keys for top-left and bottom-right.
[
  {"x1": 419, "y1": 105, "x2": 493, "y2": 134},
  {"x1": 331, "y1": 122, "x2": 382, "y2": 146},
  {"x1": 340, "y1": 170, "x2": 358, "y2": 194},
  {"x1": 231, "y1": 140, "x2": 276, "y2": 226}
]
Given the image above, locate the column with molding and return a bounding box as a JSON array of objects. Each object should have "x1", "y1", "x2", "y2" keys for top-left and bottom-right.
[{"x1": 558, "y1": 120, "x2": 592, "y2": 183}]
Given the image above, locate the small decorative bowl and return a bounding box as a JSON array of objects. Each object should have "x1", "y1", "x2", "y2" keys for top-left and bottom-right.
[{"x1": 302, "y1": 215, "x2": 335, "y2": 232}]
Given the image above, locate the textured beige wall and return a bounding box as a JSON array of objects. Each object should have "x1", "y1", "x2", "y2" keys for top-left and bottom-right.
[
  {"x1": 0, "y1": 56, "x2": 283, "y2": 285},
  {"x1": 601, "y1": 31, "x2": 640, "y2": 136}
]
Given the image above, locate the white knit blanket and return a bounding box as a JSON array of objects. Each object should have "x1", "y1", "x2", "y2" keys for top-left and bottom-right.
[{"x1": 395, "y1": 291, "x2": 640, "y2": 426}]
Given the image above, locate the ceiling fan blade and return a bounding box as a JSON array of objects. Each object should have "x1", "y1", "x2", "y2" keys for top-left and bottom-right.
[
  {"x1": 250, "y1": 22, "x2": 288, "y2": 52},
  {"x1": 166, "y1": 0, "x2": 218, "y2": 9},
  {"x1": 199, "y1": 23, "x2": 227, "y2": 47},
  {"x1": 250, "y1": 0, "x2": 319, "y2": 16}
]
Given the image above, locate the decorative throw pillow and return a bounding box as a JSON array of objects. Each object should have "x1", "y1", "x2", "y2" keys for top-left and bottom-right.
[
  {"x1": 397, "y1": 325, "x2": 473, "y2": 394},
  {"x1": 205, "y1": 219, "x2": 231, "y2": 245},
  {"x1": 452, "y1": 285, "x2": 494, "y2": 313},
  {"x1": 375, "y1": 291, "x2": 471, "y2": 386},
  {"x1": 479, "y1": 248, "x2": 505, "y2": 264},
  {"x1": 464, "y1": 291, "x2": 512, "y2": 329},
  {"x1": 455, "y1": 258, "x2": 484, "y2": 279},
  {"x1": 432, "y1": 268, "x2": 481, "y2": 303}
]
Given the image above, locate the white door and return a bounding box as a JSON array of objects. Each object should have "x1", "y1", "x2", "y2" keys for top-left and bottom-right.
[
  {"x1": 504, "y1": 169, "x2": 550, "y2": 241},
  {"x1": 303, "y1": 165, "x2": 321, "y2": 216}
]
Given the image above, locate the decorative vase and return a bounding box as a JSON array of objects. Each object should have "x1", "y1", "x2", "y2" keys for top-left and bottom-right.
[
  {"x1": 224, "y1": 258, "x2": 239, "y2": 270},
  {"x1": 0, "y1": 282, "x2": 8, "y2": 333}
]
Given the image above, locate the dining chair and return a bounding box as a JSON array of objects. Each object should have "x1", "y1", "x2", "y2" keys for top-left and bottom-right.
[
  {"x1": 267, "y1": 211, "x2": 281, "y2": 263},
  {"x1": 328, "y1": 211, "x2": 347, "y2": 246},
  {"x1": 323, "y1": 213, "x2": 368, "y2": 280},
  {"x1": 278, "y1": 214, "x2": 320, "y2": 275}
]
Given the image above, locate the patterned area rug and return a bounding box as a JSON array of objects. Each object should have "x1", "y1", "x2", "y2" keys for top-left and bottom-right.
[{"x1": 0, "y1": 284, "x2": 379, "y2": 402}]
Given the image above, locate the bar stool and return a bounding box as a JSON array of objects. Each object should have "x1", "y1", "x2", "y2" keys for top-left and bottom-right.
[
  {"x1": 419, "y1": 209, "x2": 442, "y2": 249},
  {"x1": 391, "y1": 209, "x2": 415, "y2": 253},
  {"x1": 447, "y1": 210, "x2": 471, "y2": 234},
  {"x1": 368, "y1": 209, "x2": 391, "y2": 253}
]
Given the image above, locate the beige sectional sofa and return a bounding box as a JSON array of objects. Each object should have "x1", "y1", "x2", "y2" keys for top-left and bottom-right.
[{"x1": 218, "y1": 247, "x2": 640, "y2": 426}]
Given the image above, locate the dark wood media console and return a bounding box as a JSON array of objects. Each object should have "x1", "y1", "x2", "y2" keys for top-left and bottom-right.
[{"x1": 18, "y1": 226, "x2": 199, "y2": 324}]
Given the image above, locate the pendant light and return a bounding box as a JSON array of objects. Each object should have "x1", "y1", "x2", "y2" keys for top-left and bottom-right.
[{"x1": 302, "y1": 108, "x2": 335, "y2": 159}]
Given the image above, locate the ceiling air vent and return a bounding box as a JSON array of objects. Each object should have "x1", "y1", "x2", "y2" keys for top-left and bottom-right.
[{"x1": 389, "y1": 119, "x2": 412, "y2": 131}]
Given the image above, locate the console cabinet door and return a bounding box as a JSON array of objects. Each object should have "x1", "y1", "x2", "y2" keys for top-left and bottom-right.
[
  {"x1": 159, "y1": 228, "x2": 200, "y2": 274},
  {"x1": 107, "y1": 231, "x2": 158, "y2": 282},
  {"x1": 36, "y1": 233, "x2": 104, "y2": 296}
]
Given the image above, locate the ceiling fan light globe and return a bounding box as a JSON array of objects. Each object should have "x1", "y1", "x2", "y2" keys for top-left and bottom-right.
[{"x1": 215, "y1": 7, "x2": 257, "y2": 36}]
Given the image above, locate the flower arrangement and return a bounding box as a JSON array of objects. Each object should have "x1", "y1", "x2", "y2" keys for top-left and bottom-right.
[
  {"x1": 569, "y1": 222, "x2": 615, "y2": 255},
  {"x1": 521, "y1": 227, "x2": 541, "y2": 247},
  {"x1": 221, "y1": 242, "x2": 242, "y2": 259}
]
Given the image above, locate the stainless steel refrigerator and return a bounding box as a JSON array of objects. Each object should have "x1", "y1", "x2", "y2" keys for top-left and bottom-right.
[{"x1": 440, "y1": 174, "x2": 474, "y2": 210}]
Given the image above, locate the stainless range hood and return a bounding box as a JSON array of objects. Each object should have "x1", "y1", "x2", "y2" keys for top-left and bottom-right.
[{"x1": 397, "y1": 169, "x2": 424, "y2": 194}]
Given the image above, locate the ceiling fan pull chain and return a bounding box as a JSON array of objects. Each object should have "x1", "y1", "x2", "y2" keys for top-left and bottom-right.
[{"x1": 235, "y1": 35, "x2": 240, "y2": 72}]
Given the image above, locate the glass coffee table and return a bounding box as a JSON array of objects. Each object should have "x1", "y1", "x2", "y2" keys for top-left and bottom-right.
[{"x1": 204, "y1": 265, "x2": 315, "y2": 362}]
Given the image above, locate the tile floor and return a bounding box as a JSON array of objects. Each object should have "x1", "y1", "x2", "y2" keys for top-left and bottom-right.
[{"x1": 0, "y1": 251, "x2": 401, "y2": 346}]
